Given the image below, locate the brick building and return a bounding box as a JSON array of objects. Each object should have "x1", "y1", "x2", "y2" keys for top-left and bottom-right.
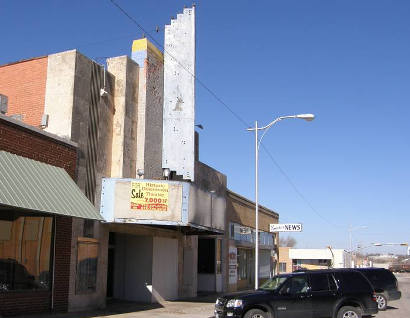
[
  {"x1": 0, "y1": 115, "x2": 101, "y2": 316},
  {"x1": 0, "y1": 57, "x2": 48, "y2": 127},
  {"x1": 278, "y1": 247, "x2": 292, "y2": 273}
]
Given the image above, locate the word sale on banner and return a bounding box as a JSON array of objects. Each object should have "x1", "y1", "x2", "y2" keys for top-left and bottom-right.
[{"x1": 130, "y1": 182, "x2": 169, "y2": 211}]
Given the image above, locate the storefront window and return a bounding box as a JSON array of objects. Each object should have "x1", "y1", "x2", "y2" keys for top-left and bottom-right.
[
  {"x1": 237, "y1": 248, "x2": 253, "y2": 281},
  {"x1": 0, "y1": 212, "x2": 53, "y2": 292},
  {"x1": 279, "y1": 262, "x2": 287, "y2": 272},
  {"x1": 229, "y1": 223, "x2": 274, "y2": 247}
]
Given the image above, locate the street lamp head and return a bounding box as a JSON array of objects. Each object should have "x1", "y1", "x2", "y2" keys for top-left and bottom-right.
[
  {"x1": 295, "y1": 113, "x2": 315, "y2": 121},
  {"x1": 373, "y1": 243, "x2": 383, "y2": 246}
]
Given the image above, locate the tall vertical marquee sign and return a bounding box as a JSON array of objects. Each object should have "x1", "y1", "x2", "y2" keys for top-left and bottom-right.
[{"x1": 162, "y1": 6, "x2": 196, "y2": 181}]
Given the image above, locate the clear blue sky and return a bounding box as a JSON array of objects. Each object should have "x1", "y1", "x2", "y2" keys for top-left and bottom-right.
[{"x1": 2, "y1": 0, "x2": 409, "y2": 254}]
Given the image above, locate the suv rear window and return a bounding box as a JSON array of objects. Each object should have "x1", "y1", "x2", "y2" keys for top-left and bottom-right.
[
  {"x1": 310, "y1": 273, "x2": 337, "y2": 292},
  {"x1": 338, "y1": 271, "x2": 372, "y2": 292},
  {"x1": 358, "y1": 269, "x2": 396, "y2": 289}
]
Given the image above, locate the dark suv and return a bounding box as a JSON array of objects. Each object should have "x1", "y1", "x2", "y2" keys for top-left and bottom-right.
[
  {"x1": 355, "y1": 267, "x2": 401, "y2": 310},
  {"x1": 214, "y1": 269, "x2": 378, "y2": 318}
]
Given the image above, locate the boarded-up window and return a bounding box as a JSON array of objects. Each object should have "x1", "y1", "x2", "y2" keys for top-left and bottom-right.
[
  {"x1": 76, "y1": 237, "x2": 98, "y2": 293},
  {"x1": 0, "y1": 220, "x2": 12, "y2": 240},
  {"x1": 0, "y1": 213, "x2": 53, "y2": 292},
  {"x1": 83, "y1": 219, "x2": 94, "y2": 238}
]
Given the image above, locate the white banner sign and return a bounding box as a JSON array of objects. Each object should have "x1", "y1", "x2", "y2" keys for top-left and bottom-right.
[{"x1": 270, "y1": 223, "x2": 303, "y2": 232}]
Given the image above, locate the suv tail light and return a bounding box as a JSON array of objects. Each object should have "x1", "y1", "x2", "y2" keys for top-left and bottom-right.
[{"x1": 372, "y1": 293, "x2": 377, "y2": 302}]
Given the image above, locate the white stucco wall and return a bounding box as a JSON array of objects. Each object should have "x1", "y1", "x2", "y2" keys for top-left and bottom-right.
[{"x1": 289, "y1": 248, "x2": 350, "y2": 268}]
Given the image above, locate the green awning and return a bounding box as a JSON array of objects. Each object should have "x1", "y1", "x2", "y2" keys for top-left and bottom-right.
[{"x1": 0, "y1": 151, "x2": 102, "y2": 220}]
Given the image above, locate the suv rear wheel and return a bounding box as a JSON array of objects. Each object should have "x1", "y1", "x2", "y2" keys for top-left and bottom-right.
[
  {"x1": 376, "y1": 293, "x2": 387, "y2": 311},
  {"x1": 337, "y1": 306, "x2": 362, "y2": 318},
  {"x1": 244, "y1": 308, "x2": 268, "y2": 318}
]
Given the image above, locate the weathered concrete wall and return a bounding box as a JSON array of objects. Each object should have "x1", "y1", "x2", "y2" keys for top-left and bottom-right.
[
  {"x1": 195, "y1": 160, "x2": 227, "y2": 195},
  {"x1": 44, "y1": 51, "x2": 76, "y2": 139},
  {"x1": 72, "y1": 52, "x2": 114, "y2": 208},
  {"x1": 162, "y1": 7, "x2": 196, "y2": 181},
  {"x1": 181, "y1": 235, "x2": 198, "y2": 297},
  {"x1": 44, "y1": 50, "x2": 115, "y2": 207},
  {"x1": 131, "y1": 39, "x2": 164, "y2": 180},
  {"x1": 107, "y1": 56, "x2": 139, "y2": 179},
  {"x1": 144, "y1": 46, "x2": 164, "y2": 179},
  {"x1": 44, "y1": 50, "x2": 114, "y2": 311}
]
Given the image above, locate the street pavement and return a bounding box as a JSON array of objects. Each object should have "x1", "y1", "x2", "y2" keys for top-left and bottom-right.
[{"x1": 11, "y1": 273, "x2": 410, "y2": 318}]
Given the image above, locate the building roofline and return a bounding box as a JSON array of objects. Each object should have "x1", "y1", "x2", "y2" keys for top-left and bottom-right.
[
  {"x1": 0, "y1": 114, "x2": 78, "y2": 149},
  {"x1": 0, "y1": 55, "x2": 48, "y2": 68},
  {"x1": 227, "y1": 189, "x2": 279, "y2": 219}
]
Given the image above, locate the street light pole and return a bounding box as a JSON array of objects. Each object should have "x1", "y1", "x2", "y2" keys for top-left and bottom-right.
[
  {"x1": 247, "y1": 113, "x2": 314, "y2": 290},
  {"x1": 254, "y1": 120, "x2": 259, "y2": 291},
  {"x1": 348, "y1": 225, "x2": 367, "y2": 268}
]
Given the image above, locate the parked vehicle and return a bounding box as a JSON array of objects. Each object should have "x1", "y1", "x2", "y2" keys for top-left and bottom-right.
[
  {"x1": 355, "y1": 267, "x2": 401, "y2": 311},
  {"x1": 214, "y1": 269, "x2": 378, "y2": 318},
  {"x1": 389, "y1": 263, "x2": 410, "y2": 273}
]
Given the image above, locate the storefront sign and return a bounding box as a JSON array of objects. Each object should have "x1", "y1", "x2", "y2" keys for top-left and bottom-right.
[
  {"x1": 228, "y1": 246, "x2": 237, "y2": 284},
  {"x1": 270, "y1": 223, "x2": 303, "y2": 232},
  {"x1": 130, "y1": 182, "x2": 169, "y2": 211},
  {"x1": 239, "y1": 226, "x2": 251, "y2": 235}
]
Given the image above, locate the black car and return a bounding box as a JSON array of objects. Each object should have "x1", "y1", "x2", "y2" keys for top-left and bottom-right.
[
  {"x1": 355, "y1": 267, "x2": 401, "y2": 311},
  {"x1": 214, "y1": 269, "x2": 378, "y2": 318}
]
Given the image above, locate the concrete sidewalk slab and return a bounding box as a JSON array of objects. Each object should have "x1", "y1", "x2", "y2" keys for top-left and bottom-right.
[{"x1": 11, "y1": 295, "x2": 218, "y2": 318}]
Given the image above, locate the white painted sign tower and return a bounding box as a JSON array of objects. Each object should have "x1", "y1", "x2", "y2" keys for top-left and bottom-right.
[{"x1": 162, "y1": 7, "x2": 196, "y2": 181}]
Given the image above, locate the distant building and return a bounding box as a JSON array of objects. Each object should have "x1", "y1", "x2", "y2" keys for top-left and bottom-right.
[{"x1": 278, "y1": 248, "x2": 352, "y2": 273}]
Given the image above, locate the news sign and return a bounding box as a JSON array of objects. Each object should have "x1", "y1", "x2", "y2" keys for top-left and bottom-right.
[{"x1": 270, "y1": 223, "x2": 303, "y2": 232}]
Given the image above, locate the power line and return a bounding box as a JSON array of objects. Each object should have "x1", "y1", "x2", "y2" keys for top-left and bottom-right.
[
  {"x1": 108, "y1": 0, "x2": 338, "y2": 229},
  {"x1": 260, "y1": 144, "x2": 339, "y2": 228},
  {"x1": 109, "y1": 0, "x2": 250, "y2": 128}
]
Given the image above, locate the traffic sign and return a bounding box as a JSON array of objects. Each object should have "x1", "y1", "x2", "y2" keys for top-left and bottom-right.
[{"x1": 270, "y1": 223, "x2": 303, "y2": 232}]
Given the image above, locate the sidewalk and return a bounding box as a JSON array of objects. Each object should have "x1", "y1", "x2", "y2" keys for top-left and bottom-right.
[{"x1": 13, "y1": 295, "x2": 218, "y2": 318}]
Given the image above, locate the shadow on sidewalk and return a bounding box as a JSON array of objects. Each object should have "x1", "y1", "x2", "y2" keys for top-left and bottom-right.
[
  {"x1": 175, "y1": 292, "x2": 221, "y2": 304},
  {"x1": 13, "y1": 299, "x2": 164, "y2": 318}
]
